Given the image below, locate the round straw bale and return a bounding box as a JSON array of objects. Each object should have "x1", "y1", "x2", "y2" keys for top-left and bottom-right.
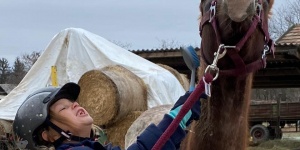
[
  {"x1": 105, "y1": 111, "x2": 143, "y2": 149},
  {"x1": 77, "y1": 65, "x2": 147, "y2": 126},
  {"x1": 157, "y1": 64, "x2": 186, "y2": 89},
  {"x1": 125, "y1": 104, "x2": 172, "y2": 149},
  {"x1": 0, "y1": 119, "x2": 12, "y2": 135},
  {"x1": 179, "y1": 73, "x2": 190, "y2": 91}
]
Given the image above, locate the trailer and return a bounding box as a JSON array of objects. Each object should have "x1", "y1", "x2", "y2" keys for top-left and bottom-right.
[{"x1": 249, "y1": 100, "x2": 300, "y2": 143}]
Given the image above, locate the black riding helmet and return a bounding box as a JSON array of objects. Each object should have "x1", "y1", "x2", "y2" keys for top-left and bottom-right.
[{"x1": 13, "y1": 82, "x2": 80, "y2": 149}]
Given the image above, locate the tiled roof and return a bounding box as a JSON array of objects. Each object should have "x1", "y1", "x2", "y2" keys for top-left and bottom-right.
[
  {"x1": 276, "y1": 24, "x2": 300, "y2": 46},
  {"x1": 130, "y1": 48, "x2": 180, "y2": 52},
  {"x1": 129, "y1": 47, "x2": 200, "y2": 53}
]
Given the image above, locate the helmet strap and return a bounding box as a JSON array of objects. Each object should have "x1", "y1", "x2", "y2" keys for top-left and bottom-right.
[{"x1": 45, "y1": 118, "x2": 91, "y2": 148}]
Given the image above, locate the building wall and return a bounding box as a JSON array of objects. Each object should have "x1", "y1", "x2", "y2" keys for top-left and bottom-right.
[{"x1": 251, "y1": 88, "x2": 300, "y2": 102}]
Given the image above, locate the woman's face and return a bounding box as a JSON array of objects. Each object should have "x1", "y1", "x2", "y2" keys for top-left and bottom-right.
[{"x1": 49, "y1": 98, "x2": 93, "y2": 137}]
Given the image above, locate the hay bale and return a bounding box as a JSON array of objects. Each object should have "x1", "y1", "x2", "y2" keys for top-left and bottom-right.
[
  {"x1": 125, "y1": 104, "x2": 172, "y2": 149},
  {"x1": 0, "y1": 120, "x2": 13, "y2": 150},
  {"x1": 180, "y1": 73, "x2": 190, "y2": 91},
  {"x1": 91, "y1": 124, "x2": 109, "y2": 145},
  {"x1": 77, "y1": 65, "x2": 147, "y2": 126},
  {"x1": 0, "y1": 119, "x2": 12, "y2": 136},
  {"x1": 157, "y1": 64, "x2": 189, "y2": 90},
  {"x1": 105, "y1": 111, "x2": 143, "y2": 149}
]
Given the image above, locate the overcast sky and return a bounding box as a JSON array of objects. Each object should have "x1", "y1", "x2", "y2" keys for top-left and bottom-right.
[{"x1": 0, "y1": 0, "x2": 284, "y2": 65}]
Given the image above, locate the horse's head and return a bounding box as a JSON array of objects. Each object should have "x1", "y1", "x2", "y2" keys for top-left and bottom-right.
[
  {"x1": 200, "y1": 0, "x2": 274, "y2": 76},
  {"x1": 222, "y1": 0, "x2": 273, "y2": 22}
]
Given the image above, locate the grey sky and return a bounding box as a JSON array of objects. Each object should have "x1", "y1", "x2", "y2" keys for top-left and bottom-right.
[{"x1": 0, "y1": 0, "x2": 284, "y2": 65}]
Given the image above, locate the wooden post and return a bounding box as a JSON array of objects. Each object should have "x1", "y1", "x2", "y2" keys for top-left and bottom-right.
[{"x1": 276, "y1": 93, "x2": 281, "y2": 138}]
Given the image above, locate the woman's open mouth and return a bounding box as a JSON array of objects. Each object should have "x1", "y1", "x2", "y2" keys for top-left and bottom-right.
[{"x1": 76, "y1": 109, "x2": 87, "y2": 116}]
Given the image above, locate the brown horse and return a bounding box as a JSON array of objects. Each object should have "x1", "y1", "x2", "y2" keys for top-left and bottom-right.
[{"x1": 181, "y1": 0, "x2": 274, "y2": 150}]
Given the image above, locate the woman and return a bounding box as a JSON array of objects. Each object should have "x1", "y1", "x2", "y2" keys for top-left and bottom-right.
[{"x1": 13, "y1": 82, "x2": 203, "y2": 150}]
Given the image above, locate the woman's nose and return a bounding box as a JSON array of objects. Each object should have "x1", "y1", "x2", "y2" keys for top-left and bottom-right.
[{"x1": 72, "y1": 102, "x2": 79, "y2": 109}]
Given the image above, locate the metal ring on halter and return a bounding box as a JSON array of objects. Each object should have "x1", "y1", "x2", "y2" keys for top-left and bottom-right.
[
  {"x1": 261, "y1": 45, "x2": 269, "y2": 59},
  {"x1": 256, "y1": 2, "x2": 262, "y2": 18},
  {"x1": 209, "y1": 1, "x2": 216, "y2": 22},
  {"x1": 205, "y1": 66, "x2": 219, "y2": 81}
]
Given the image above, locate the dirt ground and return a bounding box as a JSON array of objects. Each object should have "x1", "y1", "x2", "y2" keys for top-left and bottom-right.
[{"x1": 248, "y1": 126, "x2": 300, "y2": 150}]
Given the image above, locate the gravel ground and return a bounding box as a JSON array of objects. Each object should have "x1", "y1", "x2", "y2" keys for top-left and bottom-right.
[{"x1": 248, "y1": 128, "x2": 300, "y2": 150}]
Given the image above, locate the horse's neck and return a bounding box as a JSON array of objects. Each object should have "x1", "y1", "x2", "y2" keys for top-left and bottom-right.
[
  {"x1": 195, "y1": 61, "x2": 253, "y2": 150},
  {"x1": 209, "y1": 73, "x2": 253, "y2": 121},
  {"x1": 211, "y1": 73, "x2": 253, "y2": 101},
  {"x1": 209, "y1": 75, "x2": 252, "y2": 149}
]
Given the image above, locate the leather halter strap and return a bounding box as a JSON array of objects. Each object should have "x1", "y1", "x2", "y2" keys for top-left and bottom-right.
[{"x1": 200, "y1": 0, "x2": 275, "y2": 76}]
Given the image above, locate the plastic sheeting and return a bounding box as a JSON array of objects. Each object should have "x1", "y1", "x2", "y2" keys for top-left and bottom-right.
[{"x1": 0, "y1": 28, "x2": 185, "y2": 120}]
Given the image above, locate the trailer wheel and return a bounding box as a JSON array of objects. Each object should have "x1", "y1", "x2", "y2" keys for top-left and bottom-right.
[{"x1": 250, "y1": 124, "x2": 269, "y2": 143}]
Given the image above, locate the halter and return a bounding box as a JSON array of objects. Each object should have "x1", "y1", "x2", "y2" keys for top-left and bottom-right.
[{"x1": 200, "y1": 0, "x2": 275, "y2": 79}]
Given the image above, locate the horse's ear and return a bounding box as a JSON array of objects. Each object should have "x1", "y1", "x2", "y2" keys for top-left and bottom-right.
[
  {"x1": 199, "y1": 1, "x2": 204, "y2": 26},
  {"x1": 268, "y1": 0, "x2": 274, "y2": 18},
  {"x1": 199, "y1": 4, "x2": 203, "y2": 21},
  {"x1": 269, "y1": 0, "x2": 274, "y2": 9},
  {"x1": 199, "y1": 1, "x2": 203, "y2": 15}
]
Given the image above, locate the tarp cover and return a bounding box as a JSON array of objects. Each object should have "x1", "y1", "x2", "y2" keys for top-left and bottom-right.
[{"x1": 0, "y1": 28, "x2": 185, "y2": 120}]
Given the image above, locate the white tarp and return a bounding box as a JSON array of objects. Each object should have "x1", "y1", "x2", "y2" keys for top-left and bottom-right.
[{"x1": 0, "y1": 28, "x2": 185, "y2": 120}]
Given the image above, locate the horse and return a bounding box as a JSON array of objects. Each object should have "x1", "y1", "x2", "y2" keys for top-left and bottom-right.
[{"x1": 180, "y1": 0, "x2": 274, "y2": 149}]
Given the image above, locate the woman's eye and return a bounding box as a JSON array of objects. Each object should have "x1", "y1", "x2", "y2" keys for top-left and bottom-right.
[
  {"x1": 60, "y1": 107, "x2": 66, "y2": 111},
  {"x1": 58, "y1": 103, "x2": 71, "y2": 112}
]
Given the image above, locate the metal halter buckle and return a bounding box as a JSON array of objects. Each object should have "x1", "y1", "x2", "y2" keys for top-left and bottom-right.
[
  {"x1": 204, "y1": 45, "x2": 224, "y2": 80},
  {"x1": 262, "y1": 45, "x2": 269, "y2": 59},
  {"x1": 209, "y1": 1, "x2": 217, "y2": 22},
  {"x1": 205, "y1": 44, "x2": 236, "y2": 81},
  {"x1": 256, "y1": 1, "x2": 262, "y2": 18}
]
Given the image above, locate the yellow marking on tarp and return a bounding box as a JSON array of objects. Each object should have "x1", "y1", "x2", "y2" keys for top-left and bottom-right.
[{"x1": 51, "y1": 66, "x2": 58, "y2": 87}]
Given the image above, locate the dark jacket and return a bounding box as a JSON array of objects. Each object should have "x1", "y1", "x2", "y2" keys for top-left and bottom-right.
[{"x1": 56, "y1": 114, "x2": 186, "y2": 150}]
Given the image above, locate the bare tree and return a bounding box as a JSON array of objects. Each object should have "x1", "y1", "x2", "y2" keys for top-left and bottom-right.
[
  {"x1": 269, "y1": 0, "x2": 300, "y2": 40},
  {"x1": 155, "y1": 39, "x2": 184, "y2": 49},
  {"x1": 21, "y1": 51, "x2": 41, "y2": 71},
  {"x1": 0, "y1": 58, "x2": 11, "y2": 84},
  {"x1": 155, "y1": 38, "x2": 199, "y2": 49},
  {"x1": 109, "y1": 40, "x2": 132, "y2": 49}
]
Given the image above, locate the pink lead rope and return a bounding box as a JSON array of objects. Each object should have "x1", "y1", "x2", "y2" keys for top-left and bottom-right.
[{"x1": 151, "y1": 73, "x2": 214, "y2": 150}]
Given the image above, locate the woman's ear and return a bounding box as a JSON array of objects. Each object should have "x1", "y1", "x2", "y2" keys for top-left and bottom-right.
[
  {"x1": 42, "y1": 128, "x2": 61, "y2": 142},
  {"x1": 41, "y1": 130, "x2": 50, "y2": 142}
]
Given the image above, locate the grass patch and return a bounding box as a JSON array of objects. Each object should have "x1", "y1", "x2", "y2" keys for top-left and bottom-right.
[{"x1": 248, "y1": 139, "x2": 300, "y2": 150}]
